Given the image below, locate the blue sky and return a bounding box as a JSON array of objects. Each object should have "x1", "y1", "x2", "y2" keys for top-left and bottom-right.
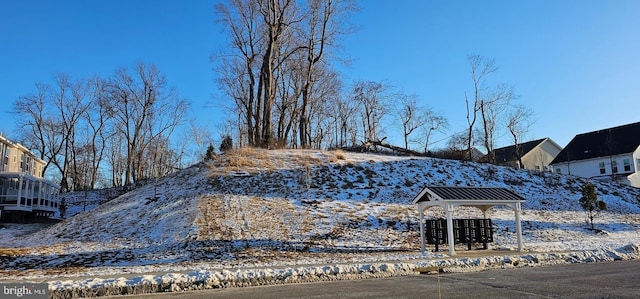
[{"x1": 2, "y1": 0, "x2": 639, "y2": 150}]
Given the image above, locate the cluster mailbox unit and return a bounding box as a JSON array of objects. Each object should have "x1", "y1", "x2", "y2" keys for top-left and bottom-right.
[{"x1": 425, "y1": 218, "x2": 493, "y2": 251}]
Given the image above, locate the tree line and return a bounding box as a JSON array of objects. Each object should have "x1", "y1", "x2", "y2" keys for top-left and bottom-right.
[
  {"x1": 213, "y1": 0, "x2": 532, "y2": 158},
  {"x1": 213, "y1": 0, "x2": 449, "y2": 150},
  {"x1": 12, "y1": 0, "x2": 536, "y2": 191},
  {"x1": 12, "y1": 62, "x2": 188, "y2": 192}
]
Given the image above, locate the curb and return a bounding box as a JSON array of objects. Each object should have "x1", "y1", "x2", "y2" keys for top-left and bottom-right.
[{"x1": 48, "y1": 245, "x2": 639, "y2": 298}]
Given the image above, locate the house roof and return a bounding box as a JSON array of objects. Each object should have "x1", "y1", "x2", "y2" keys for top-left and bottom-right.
[
  {"x1": 482, "y1": 138, "x2": 549, "y2": 163},
  {"x1": 550, "y1": 122, "x2": 640, "y2": 164},
  {"x1": 412, "y1": 186, "x2": 525, "y2": 205}
]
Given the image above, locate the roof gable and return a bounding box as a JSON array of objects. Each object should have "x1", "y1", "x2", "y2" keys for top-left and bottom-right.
[{"x1": 551, "y1": 122, "x2": 640, "y2": 164}]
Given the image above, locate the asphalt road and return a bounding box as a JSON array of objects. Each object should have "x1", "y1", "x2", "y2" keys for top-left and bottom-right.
[{"x1": 109, "y1": 259, "x2": 640, "y2": 299}]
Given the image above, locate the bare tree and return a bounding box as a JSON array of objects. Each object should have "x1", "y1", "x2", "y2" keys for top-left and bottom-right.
[
  {"x1": 12, "y1": 82, "x2": 58, "y2": 176},
  {"x1": 215, "y1": 0, "x2": 263, "y2": 146},
  {"x1": 307, "y1": 66, "x2": 341, "y2": 148},
  {"x1": 89, "y1": 77, "x2": 113, "y2": 188},
  {"x1": 13, "y1": 74, "x2": 100, "y2": 191},
  {"x1": 105, "y1": 133, "x2": 126, "y2": 187},
  {"x1": 353, "y1": 80, "x2": 388, "y2": 144},
  {"x1": 395, "y1": 93, "x2": 425, "y2": 150},
  {"x1": 216, "y1": 0, "x2": 302, "y2": 148},
  {"x1": 464, "y1": 55, "x2": 495, "y2": 161},
  {"x1": 422, "y1": 112, "x2": 449, "y2": 153},
  {"x1": 182, "y1": 119, "x2": 214, "y2": 165},
  {"x1": 465, "y1": 54, "x2": 515, "y2": 162},
  {"x1": 214, "y1": 0, "x2": 354, "y2": 149},
  {"x1": 478, "y1": 83, "x2": 515, "y2": 161},
  {"x1": 298, "y1": 0, "x2": 355, "y2": 148},
  {"x1": 325, "y1": 87, "x2": 357, "y2": 148},
  {"x1": 506, "y1": 104, "x2": 534, "y2": 168},
  {"x1": 274, "y1": 55, "x2": 303, "y2": 148},
  {"x1": 107, "y1": 62, "x2": 188, "y2": 186},
  {"x1": 439, "y1": 131, "x2": 471, "y2": 160},
  {"x1": 256, "y1": 0, "x2": 303, "y2": 148},
  {"x1": 14, "y1": 63, "x2": 187, "y2": 189},
  {"x1": 107, "y1": 66, "x2": 149, "y2": 186},
  {"x1": 42, "y1": 74, "x2": 92, "y2": 192}
]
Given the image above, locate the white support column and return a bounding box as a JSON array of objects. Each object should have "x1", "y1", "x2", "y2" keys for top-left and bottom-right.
[
  {"x1": 28, "y1": 178, "x2": 34, "y2": 207},
  {"x1": 446, "y1": 204, "x2": 456, "y2": 256},
  {"x1": 37, "y1": 180, "x2": 43, "y2": 207},
  {"x1": 418, "y1": 204, "x2": 425, "y2": 254},
  {"x1": 514, "y1": 202, "x2": 523, "y2": 252},
  {"x1": 46, "y1": 184, "x2": 52, "y2": 205},
  {"x1": 17, "y1": 175, "x2": 23, "y2": 208}
]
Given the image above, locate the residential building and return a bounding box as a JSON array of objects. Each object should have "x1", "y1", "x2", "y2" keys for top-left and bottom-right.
[
  {"x1": 0, "y1": 134, "x2": 60, "y2": 221},
  {"x1": 481, "y1": 138, "x2": 562, "y2": 172},
  {"x1": 549, "y1": 122, "x2": 640, "y2": 188}
]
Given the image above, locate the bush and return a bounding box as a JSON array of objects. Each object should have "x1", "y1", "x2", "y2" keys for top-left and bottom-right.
[
  {"x1": 220, "y1": 135, "x2": 233, "y2": 152},
  {"x1": 205, "y1": 144, "x2": 216, "y2": 161}
]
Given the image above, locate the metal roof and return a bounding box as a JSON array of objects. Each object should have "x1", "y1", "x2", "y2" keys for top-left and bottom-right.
[
  {"x1": 550, "y1": 121, "x2": 640, "y2": 165},
  {"x1": 412, "y1": 186, "x2": 525, "y2": 204}
]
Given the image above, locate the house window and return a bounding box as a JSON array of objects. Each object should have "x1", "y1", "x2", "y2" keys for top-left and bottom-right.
[
  {"x1": 623, "y1": 159, "x2": 631, "y2": 172},
  {"x1": 599, "y1": 162, "x2": 606, "y2": 174},
  {"x1": 611, "y1": 160, "x2": 618, "y2": 173}
]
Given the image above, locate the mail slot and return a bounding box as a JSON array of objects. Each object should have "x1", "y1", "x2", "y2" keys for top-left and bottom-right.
[{"x1": 425, "y1": 218, "x2": 493, "y2": 251}]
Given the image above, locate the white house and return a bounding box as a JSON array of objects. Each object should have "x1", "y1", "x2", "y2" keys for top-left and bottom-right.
[
  {"x1": 550, "y1": 122, "x2": 640, "y2": 188},
  {"x1": 0, "y1": 134, "x2": 60, "y2": 221}
]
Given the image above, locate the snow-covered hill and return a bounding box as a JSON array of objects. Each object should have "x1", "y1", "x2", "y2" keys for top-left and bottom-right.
[{"x1": 1, "y1": 148, "x2": 639, "y2": 294}]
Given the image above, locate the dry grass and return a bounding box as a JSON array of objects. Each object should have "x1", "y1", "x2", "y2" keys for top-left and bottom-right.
[
  {"x1": 290, "y1": 153, "x2": 323, "y2": 167},
  {"x1": 226, "y1": 147, "x2": 261, "y2": 168},
  {"x1": 192, "y1": 192, "x2": 418, "y2": 252},
  {"x1": 0, "y1": 248, "x2": 28, "y2": 256},
  {"x1": 207, "y1": 147, "x2": 275, "y2": 173},
  {"x1": 322, "y1": 149, "x2": 347, "y2": 164},
  {"x1": 333, "y1": 150, "x2": 347, "y2": 160},
  {"x1": 208, "y1": 148, "x2": 350, "y2": 175},
  {"x1": 0, "y1": 242, "x2": 75, "y2": 256},
  {"x1": 195, "y1": 194, "x2": 316, "y2": 242}
]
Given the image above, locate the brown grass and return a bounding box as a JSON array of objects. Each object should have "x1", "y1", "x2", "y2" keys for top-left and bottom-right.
[
  {"x1": 0, "y1": 242, "x2": 73, "y2": 256},
  {"x1": 291, "y1": 153, "x2": 323, "y2": 167},
  {"x1": 207, "y1": 147, "x2": 265, "y2": 171},
  {"x1": 333, "y1": 150, "x2": 346, "y2": 161},
  {"x1": 0, "y1": 248, "x2": 29, "y2": 256},
  {"x1": 227, "y1": 148, "x2": 261, "y2": 168},
  {"x1": 209, "y1": 148, "x2": 350, "y2": 173}
]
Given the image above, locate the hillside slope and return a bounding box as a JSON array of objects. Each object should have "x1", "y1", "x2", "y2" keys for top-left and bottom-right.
[{"x1": 4, "y1": 148, "x2": 640, "y2": 271}]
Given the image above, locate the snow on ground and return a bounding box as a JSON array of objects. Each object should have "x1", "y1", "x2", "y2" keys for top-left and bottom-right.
[{"x1": 1, "y1": 148, "x2": 640, "y2": 297}]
